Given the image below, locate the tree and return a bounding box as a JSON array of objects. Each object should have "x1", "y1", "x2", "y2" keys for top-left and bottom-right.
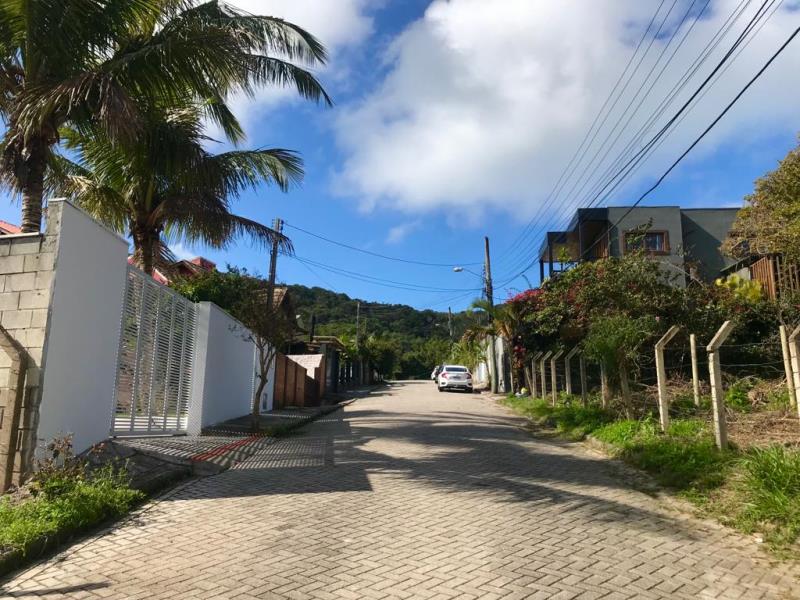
[
  {"x1": 723, "y1": 140, "x2": 800, "y2": 263},
  {"x1": 583, "y1": 315, "x2": 656, "y2": 416},
  {"x1": 0, "y1": 0, "x2": 330, "y2": 232},
  {"x1": 173, "y1": 268, "x2": 295, "y2": 431},
  {"x1": 52, "y1": 100, "x2": 297, "y2": 274},
  {"x1": 465, "y1": 298, "x2": 531, "y2": 392}
]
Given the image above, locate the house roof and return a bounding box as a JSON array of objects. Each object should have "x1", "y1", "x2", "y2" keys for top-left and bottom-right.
[{"x1": 0, "y1": 220, "x2": 22, "y2": 235}]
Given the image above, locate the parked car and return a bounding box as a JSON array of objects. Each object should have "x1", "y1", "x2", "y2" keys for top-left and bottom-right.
[
  {"x1": 437, "y1": 365, "x2": 473, "y2": 392},
  {"x1": 431, "y1": 364, "x2": 443, "y2": 380}
]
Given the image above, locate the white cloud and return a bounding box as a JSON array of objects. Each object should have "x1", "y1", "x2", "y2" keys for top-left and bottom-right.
[
  {"x1": 170, "y1": 243, "x2": 197, "y2": 262},
  {"x1": 386, "y1": 220, "x2": 420, "y2": 244},
  {"x1": 333, "y1": 0, "x2": 800, "y2": 222}
]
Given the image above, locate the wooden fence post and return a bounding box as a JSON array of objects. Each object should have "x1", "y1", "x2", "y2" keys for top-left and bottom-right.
[
  {"x1": 690, "y1": 334, "x2": 701, "y2": 407},
  {"x1": 655, "y1": 326, "x2": 680, "y2": 433},
  {"x1": 550, "y1": 349, "x2": 564, "y2": 406},
  {"x1": 564, "y1": 347, "x2": 580, "y2": 396},
  {"x1": 540, "y1": 351, "x2": 552, "y2": 401},
  {"x1": 788, "y1": 326, "x2": 800, "y2": 418},
  {"x1": 579, "y1": 354, "x2": 588, "y2": 407},
  {"x1": 531, "y1": 352, "x2": 542, "y2": 398},
  {"x1": 780, "y1": 325, "x2": 796, "y2": 410},
  {"x1": 707, "y1": 320, "x2": 735, "y2": 450}
]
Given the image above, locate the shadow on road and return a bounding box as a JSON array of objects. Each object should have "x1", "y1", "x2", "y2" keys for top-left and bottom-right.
[{"x1": 153, "y1": 382, "x2": 712, "y2": 547}]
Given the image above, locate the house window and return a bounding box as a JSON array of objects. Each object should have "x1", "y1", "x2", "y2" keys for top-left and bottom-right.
[{"x1": 624, "y1": 230, "x2": 669, "y2": 255}]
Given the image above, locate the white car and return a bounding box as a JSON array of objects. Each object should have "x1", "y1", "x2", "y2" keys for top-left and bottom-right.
[{"x1": 437, "y1": 365, "x2": 473, "y2": 392}]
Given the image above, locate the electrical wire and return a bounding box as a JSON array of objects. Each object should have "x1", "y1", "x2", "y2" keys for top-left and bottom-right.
[
  {"x1": 285, "y1": 222, "x2": 481, "y2": 268},
  {"x1": 493, "y1": 0, "x2": 766, "y2": 283},
  {"x1": 495, "y1": 3, "x2": 792, "y2": 287},
  {"x1": 577, "y1": 18, "x2": 799, "y2": 262}
]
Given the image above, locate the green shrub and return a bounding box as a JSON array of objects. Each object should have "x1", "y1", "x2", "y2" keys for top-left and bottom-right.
[
  {"x1": 0, "y1": 467, "x2": 142, "y2": 555},
  {"x1": 737, "y1": 446, "x2": 800, "y2": 549},
  {"x1": 593, "y1": 419, "x2": 646, "y2": 446},
  {"x1": 725, "y1": 378, "x2": 755, "y2": 412}
]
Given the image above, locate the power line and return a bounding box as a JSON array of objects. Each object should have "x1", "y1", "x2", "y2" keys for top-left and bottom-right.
[
  {"x1": 496, "y1": 0, "x2": 782, "y2": 285},
  {"x1": 493, "y1": 0, "x2": 670, "y2": 267},
  {"x1": 284, "y1": 222, "x2": 481, "y2": 268},
  {"x1": 292, "y1": 255, "x2": 483, "y2": 294},
  {"x1": 578, "y1": 22, "x2": 800, "y2": 261},
  {"x1": 495, "y1": 0, "x2": 755, "y2": 282}
]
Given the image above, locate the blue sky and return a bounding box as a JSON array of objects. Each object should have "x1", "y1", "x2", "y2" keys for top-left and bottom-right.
[{"x1": 2, "y1": 0, "x2": 799, "y2": 311}]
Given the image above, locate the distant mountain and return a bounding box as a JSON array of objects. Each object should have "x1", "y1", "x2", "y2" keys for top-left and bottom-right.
[
  {"x1": 287, "y1": 284, "x2": 471, "y2": 340},
  {"x1": 286, "y1": 284, "x2": 476, "y2": 377}
]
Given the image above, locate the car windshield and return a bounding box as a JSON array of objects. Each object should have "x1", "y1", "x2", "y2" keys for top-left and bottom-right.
[{"x1": 445, "y1": 367, "x2": 467, "y2": 372}]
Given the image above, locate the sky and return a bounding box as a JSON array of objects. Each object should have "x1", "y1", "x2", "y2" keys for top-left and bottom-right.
[{"x1": 3, "y1": 0, "x2": 800, "y2": 311}]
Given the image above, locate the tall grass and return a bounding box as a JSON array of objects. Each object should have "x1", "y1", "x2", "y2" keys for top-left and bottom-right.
[
  {"x1": 502, "y1": 395, "x2": 800, "y2": 555},
  {"x1": 737, "y1": 446, "x2": 800, "y2": 550}
]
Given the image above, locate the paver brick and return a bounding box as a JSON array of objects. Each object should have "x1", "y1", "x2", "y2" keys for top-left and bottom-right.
[{"x1": 1, "y1": 382, "x2": 799, "y2": 598}]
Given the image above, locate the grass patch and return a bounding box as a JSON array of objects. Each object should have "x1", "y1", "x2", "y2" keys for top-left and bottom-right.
[
  {"x1": 502, "y1": 396, "x2": 613, "y2": 440},
  {"x1": 0, "y1": 467, "x2": 143, "y2": 557},
  {"x1": 735, "y1": 446, "x2": 800, "y2": 552},
  {"x1": 502, "y1": 396, "x2": 800, "y2": 556}
]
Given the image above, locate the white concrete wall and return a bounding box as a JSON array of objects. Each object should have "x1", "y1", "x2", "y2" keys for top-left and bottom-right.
[
  {"x1": 188, "y1": 302, "x2": 258, "y2": 434},
  {"x1": 37, "y1": 202, "x2": 129, "y2": 454}
]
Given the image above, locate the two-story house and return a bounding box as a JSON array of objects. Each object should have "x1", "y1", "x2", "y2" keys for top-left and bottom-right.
[{"x1": 537, "y1": 206, "x2": 740, "y2": 285}]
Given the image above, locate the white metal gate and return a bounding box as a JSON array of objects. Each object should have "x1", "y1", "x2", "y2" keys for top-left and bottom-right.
[{"x1": 111, "y1": 267, "x2": 197, "y2": 436}]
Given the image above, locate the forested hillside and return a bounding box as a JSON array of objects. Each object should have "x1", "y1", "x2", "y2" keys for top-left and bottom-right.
[{"x1": 287, "y1": 284, "x2": 476, "y2": 378}]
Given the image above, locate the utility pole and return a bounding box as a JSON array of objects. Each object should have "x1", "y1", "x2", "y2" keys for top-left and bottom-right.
[
  {"x1": 484, "y1": 236, "x2": 494, "y2": 306},
  {"x1": 485, "y1": 236, "x2": 499, "y2": 393},
  {"x1": 448, "y1": 307, "x2": 454, "y2": 342},
  {"x1": 355, "y1": 301, "x2": 361, "y2": 347},
  {"x1": 266, "y1": 217, "x2": 282, "y2": 313}
]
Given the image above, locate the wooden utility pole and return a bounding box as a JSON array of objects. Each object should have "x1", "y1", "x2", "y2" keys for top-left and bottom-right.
[
  {"x1": 448, "y1": 307, "x2": 454, "y2": 342},
  {"x1": 484, "y1": 236, "x2": 494, "y2": 305},
  {"x1": 484, "y1": 236, "x2": 498, "y2": 393},
  {"x1": 266, "y1": 217, "x2": 283, "y2": 313}
]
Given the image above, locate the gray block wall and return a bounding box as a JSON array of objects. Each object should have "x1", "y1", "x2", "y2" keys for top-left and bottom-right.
[{"x1": 0, "y1": 202, "x2": 62, "y2": 485}]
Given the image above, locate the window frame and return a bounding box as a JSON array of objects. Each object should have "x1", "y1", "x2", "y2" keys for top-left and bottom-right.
[{"x1": 623, "y1": 229, "x2": 670, "y2": 255}]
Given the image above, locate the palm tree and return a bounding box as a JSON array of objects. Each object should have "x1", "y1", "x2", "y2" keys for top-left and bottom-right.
[
  {"x1": 51, "y1": 100, "x2": 298, "y2": 274},
  {"x1": 0, "y1": 0, "x2": 330, "y2": 232},
  {"x1": 464, "y1": 298, "x2": 528, "y2": 392}
]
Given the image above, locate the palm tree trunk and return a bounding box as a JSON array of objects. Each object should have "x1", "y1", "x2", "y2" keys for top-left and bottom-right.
[
  {"x1": 132, "y1": 225, "x2": 158, "y2": 275},
  {"x1": 19, "y1": 142, "x2": 47, "y2": 233}
]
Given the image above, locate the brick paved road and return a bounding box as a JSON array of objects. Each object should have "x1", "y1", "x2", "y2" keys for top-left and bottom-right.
[{"x1": 3, "y1": 382, "x2": 799, "y2": 599}]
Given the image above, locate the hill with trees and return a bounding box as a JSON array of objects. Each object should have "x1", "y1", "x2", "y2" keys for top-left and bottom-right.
[{"x1": 287, "y1": 284, "x2": 476, "y2": 378}]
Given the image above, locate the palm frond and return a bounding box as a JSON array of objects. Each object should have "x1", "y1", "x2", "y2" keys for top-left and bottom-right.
[{"x1": 247, "y1": 55, "x2": 332, "y2": 106}]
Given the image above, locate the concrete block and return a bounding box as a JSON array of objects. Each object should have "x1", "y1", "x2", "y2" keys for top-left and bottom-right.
[
  {"x1": 10, "y1": 237, "x2": 42, "y2": 255},
  {"x1": 39, "y1": 236, "x2": 58, "y2": 253},
  {"x1": 1, "y1": 310, "x2": 32, "y2": 330},
  {"x1": 30, "y1": 309, "x2": 48, "y2": 328},
  {"x1": 18, "y1": 290, "x2": 50, "y2": 310},
  {"x1": 0, "y1": 255, "x2": 25, "y2": 275},
  {"x1": 26, "y1": 346, "x2": 43, "y2": 364},
  {"x1": 0, "y1": 275, "x2": 5, "y2": 293},
  {"x1": 0, "y1": 292, "x2": 19, "y2": 311},
  {"x1": 23, "y1": 253, "x2": 54, "y2": 272},
  {"x1": 8, "y1": 273, "x2": 35, "y2": 291},
  {"x1": 0, "y1": 243, "x2": 10, "y2": 257},
  {"x1": 34, "y1": 271, "x2": 53, "y2": 290},
  {"x1": 16, "y1": 328, "x2": 45, "y2": 349}
]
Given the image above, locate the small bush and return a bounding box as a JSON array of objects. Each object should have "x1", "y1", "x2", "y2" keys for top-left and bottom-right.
[
  {"x1": 725, "y1": 379, "x2": 754, "y2": 412},
  {"x1": 737, "y1": 446, "x2": 800, "y2": 549},
  {"x1": 0, "y1": 437, "x2": 143, "y2": 557},
  {"x1": 0, "y1": 467, "x2": 142, "y2": 555}
]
